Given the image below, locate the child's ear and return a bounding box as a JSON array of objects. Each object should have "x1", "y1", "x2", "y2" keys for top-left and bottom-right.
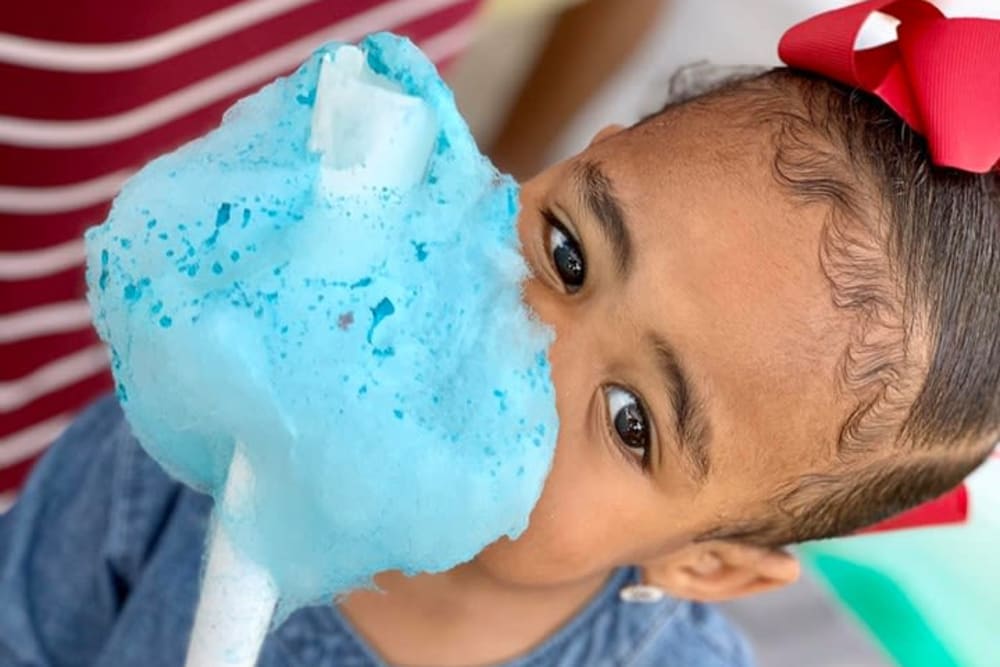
[
  {"x1": 589, "y1": 124, "x2": 626, "y2": 147},
  {"x1": 640, "y1": 541, "x2": 800, "y2": 603}
]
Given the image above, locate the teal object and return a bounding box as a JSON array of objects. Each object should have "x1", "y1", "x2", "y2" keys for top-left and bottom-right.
[
  {"x1": 802, "y1": 459, "x2": 999, "y2": 667},
  {"x1": 85, "y1": 34, "x2": 557, "y2": 618}
]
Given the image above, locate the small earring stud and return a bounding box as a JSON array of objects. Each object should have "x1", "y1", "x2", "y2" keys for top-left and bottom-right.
[{"x1": 618, "y1": 584, "x2": 666, "y2": 604}]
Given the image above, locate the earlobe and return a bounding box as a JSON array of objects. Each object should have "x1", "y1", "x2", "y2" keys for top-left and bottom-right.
[
  {"x1": 639, "y1": 542, "x2": 800, "y2": 603},
  {"x1": 589, "y1": 124, "x2": 626, "y2": 147}
]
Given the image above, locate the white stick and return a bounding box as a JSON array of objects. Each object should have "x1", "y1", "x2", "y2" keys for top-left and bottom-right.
[
  {"x1": 310, "y1": 46, "x2": 436, "y2": 196},
  {"x1": 185, "y1": 446, "x2": 277, "y2": 667},
  {"x1": 185, "y1": 48, "x2": 434, "y2": 666}
]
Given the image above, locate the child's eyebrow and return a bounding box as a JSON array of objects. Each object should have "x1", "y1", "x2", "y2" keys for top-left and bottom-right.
[
  {"x1": 573, "y1": 160, "x2": 632, "y2": 277},
  {"x1": 574, "y1": 160, "x2": 713, "y2": 484},
  {"x1": 651, "y1": 334, "x2": 713, "y2": 485}
]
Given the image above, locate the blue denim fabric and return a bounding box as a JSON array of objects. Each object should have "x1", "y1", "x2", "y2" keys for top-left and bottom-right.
[{"x1": 0, "y1": 397, "x2": 753, "y2": 667}]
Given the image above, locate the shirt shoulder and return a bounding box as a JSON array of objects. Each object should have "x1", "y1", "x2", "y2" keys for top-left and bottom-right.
[
  {"x1": 625, "y1": 599, "x2": 754, "y2": 667},
  {"x1": 501, "y1": 568, "x2": 753, "y2": 667},
  {"x1": 0, "y1": 396, "x2": 212, "y2": 667},
  {"x1": 19, "y1": 395, "x2": 205, "y2": 581}
]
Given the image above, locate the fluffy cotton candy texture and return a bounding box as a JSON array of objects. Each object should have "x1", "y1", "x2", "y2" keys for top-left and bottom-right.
[{"x1": 85, "y1": 33, "x2": 557, "y2": 617}]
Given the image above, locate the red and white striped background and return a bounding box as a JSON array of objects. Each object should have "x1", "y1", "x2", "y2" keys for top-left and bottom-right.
[{"x1": 0, "y1": 0, "x2": 484, "y2": 510}]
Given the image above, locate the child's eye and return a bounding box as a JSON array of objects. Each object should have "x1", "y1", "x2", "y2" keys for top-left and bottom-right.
[
  {"x1": 542, "y1": 209, "x2": 586, "y2": 292},
  {"x1": 604, "y1": 385, "x2": 651, "y2": 466}
]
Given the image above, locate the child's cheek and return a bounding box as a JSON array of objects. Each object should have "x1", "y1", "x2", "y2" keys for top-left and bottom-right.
[{"x1": 475, "y1": 426, "x2": 634, "y2": 586}]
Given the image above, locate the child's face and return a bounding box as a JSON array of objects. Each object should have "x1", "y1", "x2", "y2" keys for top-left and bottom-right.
[{"x1": 476, "y1": 101, "x2": 856, "y2": 594}]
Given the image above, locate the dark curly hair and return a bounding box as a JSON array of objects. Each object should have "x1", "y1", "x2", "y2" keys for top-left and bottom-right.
[{"x1": 645, "y1": 66, "x2": 1000, "y2": 546}]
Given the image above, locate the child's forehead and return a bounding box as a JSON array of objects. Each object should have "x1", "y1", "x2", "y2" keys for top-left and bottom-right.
[
  {"x1": 581, "y1": 120, "x2": 797, "y2": 245},
  {"x1": 629, "y1": 96, "x2": 779, "y2": 177},
  {"x1": 589, "y1": 106, "x2": 803, "y2": 249}
]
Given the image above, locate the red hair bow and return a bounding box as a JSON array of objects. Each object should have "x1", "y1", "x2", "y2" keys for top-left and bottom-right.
[{"x1": 779, "y1": 0, "x2": 1000, "y2": 173}]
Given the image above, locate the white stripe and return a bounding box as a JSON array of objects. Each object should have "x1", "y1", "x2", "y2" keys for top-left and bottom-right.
[
  {"x1": 0, "y1": 239, "x2": 85, "y2": 280},
  {"x1": 0, "y1": 413, "x2": 73, "y2": 467},
  {"x1": 0, "y1": 0, "x2": 468, "y2": 149},
  {"x1": 0, "y1": 170, "x2": 131, "y2": 215},
  {"x1": 0, "y1": 0, "x2": 318, "y2": 72},
  {"x1": 420, "y1": 16, "x2": 478, "y2": 63},
  {"x1": 0, "y1": 345, "x2": 108, "y2": 412},
  {"x1": 0, "y1": 492, "x2": 15, "y2": 514},
  {"x1": 0, "y1": 301, "x2": 93, "y2": 343}
]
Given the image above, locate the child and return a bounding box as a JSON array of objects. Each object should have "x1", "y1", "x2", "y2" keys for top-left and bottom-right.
[{"x1": 2, "y1": 1, "x2": 997, "y2": 665}]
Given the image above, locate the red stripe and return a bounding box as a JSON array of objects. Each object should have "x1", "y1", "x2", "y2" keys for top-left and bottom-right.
[
  {"x1": 0, "y1": 265, "x2": 89, "y2": 315},
  {"x1": 1, "y1": 0, "x2": 266, "y2": 43},
  {"x1": 400, "y1": 0, "x2": 478, "y2": 46},
  {"x1": 0, "y1": 367, "x2": 111, "y2": 439},
  {"x1": 0, "y1": 91, "x2": 249, "y2": 188},
  {"x1": 0, "y1": 328, "x2": 103, "y2": 381},
  {"x1": 0, "y1": 454, "x2": 42, "y2": 495},
  {"x1": 1, "y1": 205, "x2": 108, "y2": 251}
]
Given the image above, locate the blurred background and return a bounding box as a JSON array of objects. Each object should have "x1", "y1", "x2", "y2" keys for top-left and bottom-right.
[{"x1": 2, "y1": 1, "x2": 997, "y2": 665}]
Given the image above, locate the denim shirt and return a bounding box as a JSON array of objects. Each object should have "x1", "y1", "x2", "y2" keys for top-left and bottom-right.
[{"x1": 0, "y1": 397, "x2": 753, "y2": 667}]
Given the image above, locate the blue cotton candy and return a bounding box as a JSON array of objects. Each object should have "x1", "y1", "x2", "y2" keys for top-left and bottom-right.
[{"x1": 85, "y1": 33, "x2": 557, "y2": 617}]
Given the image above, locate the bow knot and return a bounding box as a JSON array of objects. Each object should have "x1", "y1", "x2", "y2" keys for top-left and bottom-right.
[{"x1": 779, "y1": 0, "x2": 1000, "y2": 173}]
